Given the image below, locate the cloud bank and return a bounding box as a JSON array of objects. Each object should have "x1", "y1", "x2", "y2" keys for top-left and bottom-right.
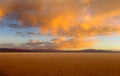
[{"x1": 0, "y1": 0, "x2": 120, "y2": 50}]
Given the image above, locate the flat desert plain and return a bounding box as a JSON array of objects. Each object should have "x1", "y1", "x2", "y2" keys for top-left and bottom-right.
[{"x1": 0, "y1": 53, "x2": 120, "y2": 76}]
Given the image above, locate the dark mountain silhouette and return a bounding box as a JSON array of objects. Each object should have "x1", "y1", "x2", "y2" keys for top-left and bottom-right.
[
  {"x1": 0, "y1": 48, "x2": 59, "y2": 52},
  {"x1": 75, "y1": 49, "x2": 120, "y2": 53},
  {"x1": 0, "y1": 48, "x2": 119, "y2": 53}
]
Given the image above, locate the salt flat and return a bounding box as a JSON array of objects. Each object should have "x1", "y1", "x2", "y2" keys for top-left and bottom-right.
[{"x1": 0, "y1": 53, "x2": 120, "y2": 76}]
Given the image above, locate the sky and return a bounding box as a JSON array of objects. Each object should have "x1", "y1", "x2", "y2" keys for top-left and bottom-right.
[{"x1": 0, "y1": 0, "x2": 120, "y2": 50}]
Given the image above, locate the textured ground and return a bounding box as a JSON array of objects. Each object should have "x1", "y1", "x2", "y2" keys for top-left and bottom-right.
[{"x1": 0, "y1": 53, "x2": 120, "y2": 76}]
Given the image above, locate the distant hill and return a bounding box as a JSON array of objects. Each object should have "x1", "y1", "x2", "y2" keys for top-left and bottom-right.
[
  {"x1": 0, "y1": 48, "x2": 59, "y2": 52},
  {"x1": 74, "y1": 49, "x2": 120, "y2": 53},
  {"x1": 0, "y1": 48, "x2": 119, "y2": 53}
]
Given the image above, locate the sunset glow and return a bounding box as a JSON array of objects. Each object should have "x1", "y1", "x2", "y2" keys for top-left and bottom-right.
[{"x1": 0, "y1": 0, "x2": 120, "y2": 50}]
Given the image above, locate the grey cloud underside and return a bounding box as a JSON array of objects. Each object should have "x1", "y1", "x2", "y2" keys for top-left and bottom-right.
[
  {"x1": 0, "y1": 40, "x2": 55, "y2": 49},
  {"x1": 16, "y1": 31, "x2": 41, "y2": 37}
]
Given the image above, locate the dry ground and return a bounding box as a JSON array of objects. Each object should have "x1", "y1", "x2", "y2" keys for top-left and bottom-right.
[{"x1": 0, "y1": 53, "x2": 120, "y2": 76}]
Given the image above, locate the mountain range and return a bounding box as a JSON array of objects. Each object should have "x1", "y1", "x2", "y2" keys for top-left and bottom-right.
[{"x1": 0, "y1": 48, "x2": 119, "y2": 53}]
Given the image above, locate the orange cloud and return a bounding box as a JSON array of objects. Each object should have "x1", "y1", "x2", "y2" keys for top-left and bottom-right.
[
  {"x1": 0, "y1": 0, "x2": 120, "y2": 50},
  {"x1": 51, "y1": 37, "x2": 95, "y2": 50},
  {"x1": 0, "y1": 8, "x2": 5, "y2": 18}
]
